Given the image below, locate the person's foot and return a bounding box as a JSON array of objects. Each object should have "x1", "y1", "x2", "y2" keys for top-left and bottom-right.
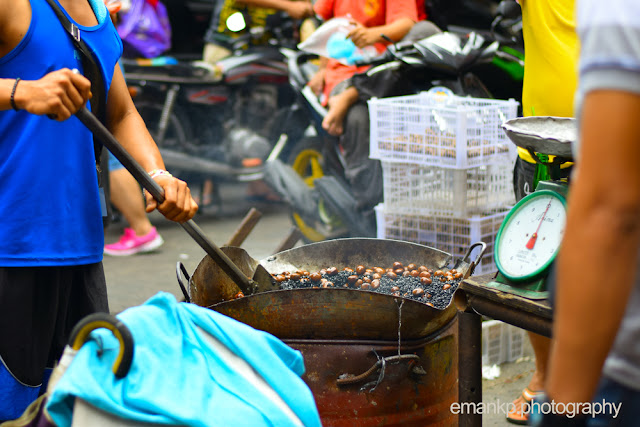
[
  {"x1": 322, "y1": 91, "x2": 353, "y2": 136},
  {"x1": 104, "y1": 227, "x2": 164, "y2": 256},
  {"x1": 506, "y1": 387, "x2": 544, "y2": 425}
]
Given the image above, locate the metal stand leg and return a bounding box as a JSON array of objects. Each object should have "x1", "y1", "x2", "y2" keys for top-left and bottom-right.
[{"x1": 458, "y1": 310, "x2": 482, "y2": 427}]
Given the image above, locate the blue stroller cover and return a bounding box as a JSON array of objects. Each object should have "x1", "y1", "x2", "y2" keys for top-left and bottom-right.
[{"x1": 46, "y1": 292, "x2": 322, "y2": 427}]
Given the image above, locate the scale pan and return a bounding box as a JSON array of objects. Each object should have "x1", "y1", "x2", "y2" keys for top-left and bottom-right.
[{"x1": 502, "y1": 116, "x2": 576, "y2": 159}]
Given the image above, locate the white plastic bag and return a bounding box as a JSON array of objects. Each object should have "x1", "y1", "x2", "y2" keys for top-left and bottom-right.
[{"x1": 297, "y1": 17, "x2": 377, "y2": 65}]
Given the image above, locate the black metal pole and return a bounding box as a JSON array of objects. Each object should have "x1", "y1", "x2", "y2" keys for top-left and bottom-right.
[
  {"x1": 75, "y1": 107, "x2": 255, "y2": 296},
  {"x1": 458, "y1": 311, "x2": 482, "y2": 427}
]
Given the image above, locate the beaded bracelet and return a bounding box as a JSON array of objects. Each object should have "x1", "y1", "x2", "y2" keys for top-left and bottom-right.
[
  {"x1": 148, "y1": 169, "x2": 172, "y2": 179},
  {"x1": 10, "y1": 78, "x2": 21, "y2": 111}
]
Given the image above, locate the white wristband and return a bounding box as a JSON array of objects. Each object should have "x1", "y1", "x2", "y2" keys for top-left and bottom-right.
[{"x1": 148, "y1": 169, "x2": 172, "y2": 179}]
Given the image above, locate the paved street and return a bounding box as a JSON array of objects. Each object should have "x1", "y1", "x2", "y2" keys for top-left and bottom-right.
[{"x1": 102, "y1": 181, "x2": 533, "y2": 426}]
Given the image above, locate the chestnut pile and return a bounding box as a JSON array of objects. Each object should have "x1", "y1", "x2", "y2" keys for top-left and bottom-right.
[{"x1": 272, "y1": 262, "x2": 463, "y2": 309}]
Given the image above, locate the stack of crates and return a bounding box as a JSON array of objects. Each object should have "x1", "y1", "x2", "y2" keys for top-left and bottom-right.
[
  {"x1": 369, "y1": 91, "x2": 519, "y2": 274},
  {"x1": 481, "y1": 320, "x2": 527, "y2": 366}
]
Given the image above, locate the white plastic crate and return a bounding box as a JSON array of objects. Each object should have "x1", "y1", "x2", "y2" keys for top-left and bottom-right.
[
  {"x1": 504, "y1": 321, "x2": 527, "y2": 363},
  {"x1": 482, "y1": 320, "x2": 527, "y2": 366},
  {"x1": 381, "y1": 160, "x2": 515, "y2": 217},
  {"x1": 375, "y1": 204, "x2": 507, "y2": 275},
  {"x1": 369, "y1": 92, "x2": 519, "y2": 168},
  {"x1": 482, "y1": 320, "x2": 505, "y2": 366}
]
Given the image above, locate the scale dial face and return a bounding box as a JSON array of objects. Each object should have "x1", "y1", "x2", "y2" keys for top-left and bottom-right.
[{"x1": 495, "y1": 190, "x2": 567, "y2": 281}]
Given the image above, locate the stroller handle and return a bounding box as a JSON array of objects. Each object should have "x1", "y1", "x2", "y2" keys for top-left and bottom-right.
[{"x1": 69, "y1": 313, "x2": 134, "y2": 379}]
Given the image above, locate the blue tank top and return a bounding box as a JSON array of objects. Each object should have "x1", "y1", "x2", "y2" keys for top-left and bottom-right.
[{"x1": 0, "y1": 0, "x2": 122, "y2": 266}]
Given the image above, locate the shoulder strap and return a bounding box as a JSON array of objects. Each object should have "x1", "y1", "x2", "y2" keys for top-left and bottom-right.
[{"x1": 44, "y1": 0, "x2": 107, "y2": 164}]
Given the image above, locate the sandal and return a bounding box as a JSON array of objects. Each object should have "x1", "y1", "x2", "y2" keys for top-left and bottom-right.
[{"x1": 506, "y1": 387, "x2": 544, "y2": 425}]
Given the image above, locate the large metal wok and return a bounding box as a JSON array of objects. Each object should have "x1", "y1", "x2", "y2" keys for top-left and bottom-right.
[{"x1": 185, "y1": 238, "x2": 485, "y2": 341}]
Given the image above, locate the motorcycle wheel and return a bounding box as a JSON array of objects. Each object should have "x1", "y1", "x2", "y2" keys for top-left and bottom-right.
[{"x1": 287, "y1": 136, "x2": 346, "y2": 243}]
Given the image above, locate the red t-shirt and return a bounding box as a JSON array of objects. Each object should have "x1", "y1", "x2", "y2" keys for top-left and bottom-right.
[{"x1": 314, "y1": 0, "x2": 419, "y2": 102}]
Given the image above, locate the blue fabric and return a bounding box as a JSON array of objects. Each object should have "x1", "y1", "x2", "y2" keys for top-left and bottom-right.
[
  {"x1": 587, "y1": 377, "x2": 640, "y2": 426},
  {"x1": 0, "y1": 0, "x2": 122, "y2": 266},
  {"x1": 0, "y1": 360, "x2": 41, "y2": 421},
  {"x1": 46, "y1": 292, "x2": 322, "y2": 427},
  {"x1": 39, "y1": 368, "x2": 53, "y2": 397}
]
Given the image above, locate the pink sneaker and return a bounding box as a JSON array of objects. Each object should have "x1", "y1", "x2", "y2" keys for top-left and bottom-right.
[{"x1": 104, "y1": 227, "x2": 164, "y2": 256}]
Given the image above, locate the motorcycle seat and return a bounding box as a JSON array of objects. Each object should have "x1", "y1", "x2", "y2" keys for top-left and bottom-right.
[{"x1": 122, "y1": 58, "x2": 221, "y2": 84}]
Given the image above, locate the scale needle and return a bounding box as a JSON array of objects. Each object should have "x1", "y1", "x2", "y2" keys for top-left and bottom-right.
[{"x1": 526, "y1": 199, "x2": 552, "y2": 250}]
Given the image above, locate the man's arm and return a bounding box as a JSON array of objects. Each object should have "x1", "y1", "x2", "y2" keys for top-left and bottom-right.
[
  {"x1": 1, "y1": 70, "x2": 92, "y2": 117},
  {"x1": 547, "y1": 89, "x2": 640, "y2": 404},
  {"x1": 308, "y1": 56, "x2": 328, "y2": 96},
  {"x1": 347, "y1": 17, "x2": 415, "y2": 48},
  {"x1": 105, "y1": 63, "x2": 197, "y2": 222},
  {"x1": 235, "y1": 0, "x2": 314, "y2": 19},
  {"x1": 1, "y1": 0, "x2": 86, "y2": 112}
]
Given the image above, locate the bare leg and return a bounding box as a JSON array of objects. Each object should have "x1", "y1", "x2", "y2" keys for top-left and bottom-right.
[
  {"x1": 528, "y1": 332, "x2": 551, "y2": 391},
  {"x1": 508, "y1": 332, "x2": 549, "y2": 422},
  {"x1": 109, "y1": 168, "x2": 153, "y2": 237},
  {"x1": 202, "y1": 179, "x2": 214, "y2": 206},
  {"x1": 322, "y1": 86, "x2": 359, "y2": 136}
]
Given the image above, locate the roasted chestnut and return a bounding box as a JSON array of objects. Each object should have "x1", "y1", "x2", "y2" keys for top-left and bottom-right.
[
  {"x1": 309, "y1": 272, "x2": 322, "y2": 282},
  {"x1": 420, "y1": 277, "x2": 432, "y2": 285}
]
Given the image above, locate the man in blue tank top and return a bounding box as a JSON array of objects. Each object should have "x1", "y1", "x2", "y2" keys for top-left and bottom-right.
[{"x1": 0, "y1": 0, "x2": 198, "y2": 419}]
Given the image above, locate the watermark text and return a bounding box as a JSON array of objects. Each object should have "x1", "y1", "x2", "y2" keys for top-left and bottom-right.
[{"x1": 450, "y1": 399, "x2": 621, "y2": 419}]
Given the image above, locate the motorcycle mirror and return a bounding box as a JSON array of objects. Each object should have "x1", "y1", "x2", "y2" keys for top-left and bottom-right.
[
  {"x1": 226, "y1": 12, "x2": 247, "y2": 32},
  {"x1": 496, "y1": 0, "x2": 521, "y2": 20}
]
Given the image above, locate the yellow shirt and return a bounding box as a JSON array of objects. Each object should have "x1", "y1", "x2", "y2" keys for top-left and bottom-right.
[{"x1": 519, "y1": 0, "x2": 579, "y2": 163}]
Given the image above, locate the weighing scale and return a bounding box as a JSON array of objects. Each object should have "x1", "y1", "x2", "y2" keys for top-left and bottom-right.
[{"x1": 488, "y1": 116, "x2": 577, "y2": 299}]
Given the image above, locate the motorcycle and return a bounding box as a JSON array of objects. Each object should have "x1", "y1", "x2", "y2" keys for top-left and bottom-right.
[
  {"x1": 123, "y1": 11, "x2": 303, "y2": 208},
  {"x1": 264, "y1": 2, "x2": 524, "y2": 242}
]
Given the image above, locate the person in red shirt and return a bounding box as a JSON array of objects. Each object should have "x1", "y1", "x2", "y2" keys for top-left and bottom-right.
[
  {"x1": 310, "y1": 0, "x2": 421, "y2": 131},
  {"x1": 307, "y1": 0, "x2": 439, "y2": 220}
]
